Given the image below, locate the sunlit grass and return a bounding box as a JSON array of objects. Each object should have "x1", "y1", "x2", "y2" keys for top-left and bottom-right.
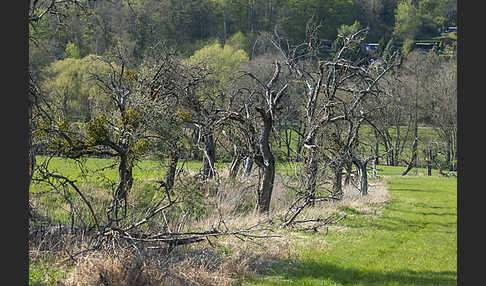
[{"x1": 242, "y1": 166, "x2": 457, "y2": 286}]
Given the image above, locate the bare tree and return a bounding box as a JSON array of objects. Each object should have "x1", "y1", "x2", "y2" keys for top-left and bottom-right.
[
  {"x1": 176, "y1": 61, "x2": 222, "y2": 181},
  {"x1": 428, "y1": 58, "x2": 457, "y2": 171},
  {"x1": 369, "y1": 70, "x2": 413, "y2": 167},
  {"x1": 400, "y1": 51, "x2": 442, "y2": 175},
  {"x1": 274, "y1": 26, "x2": 398, "y2": 200},
  {"x1": 241, "y1": 61, "x2": 288, "y2": 214},
  {"x1": 132, "y1": 43, "x2": 209, "y2": 192},
  {"x1": 218, "y1": 50, "x2": 290, "y2": 214}
]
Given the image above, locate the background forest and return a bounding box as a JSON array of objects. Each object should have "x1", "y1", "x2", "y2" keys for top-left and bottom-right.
[{"x1": 29, "y1": 0, "x2": 456, "y2": 71}]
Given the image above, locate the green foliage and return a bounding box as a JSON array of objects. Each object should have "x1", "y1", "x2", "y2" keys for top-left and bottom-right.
[
  {"x1": 279, "y1": 0, "x2": 355, "y2": 44},
  {"x1": 226, "y1": 31, "x2": 250, "y2": 54},
  {"x1": 134, "y1": 139, "x2": 149, "y2": 154},
  {"x1": 64, "y1": 41, "x2": 81, "y2": 59},
  {"x1": 86, "y1": 114, "x2": 109, "y2": 146},
  {"x1": 186, "y1": 40, "x2": 249, "y2": 93},
  {"x1": 176, "y1": 107, "x2": 193, "y2": 123},
  {"x1": 28, "y1": 0, "x2": 455, "y2": 71},
  {"x1": 122, "y1": 108, "x2": 141, "y2": 130},
  {"x1": 189, "y1": 40, "x2": 248, "y2": 78},
  {"x1": 419, "y1": 0, "x2": 448, "y2": 28},
  {"x1": 41, "y1": 55, "x2": 113, "y2": 122},
  {"x1": 337, "y1": 20, "x2": 362, "y2": 36},
  {"x1": 332, "y1": 20, "x2": 366, "y2": 60},
  {"x1": 29, "y1": 260, "x2": 67, "y2": 286},
  {"x1": 402, "y1": 38, "x2": 415, "y2": 55},
  {"x1": 394, "y1": 0, "x2": 420, "y2": 41},
  {"x1": 394, "y1": 0, "x2": 452, "y2": 43}
]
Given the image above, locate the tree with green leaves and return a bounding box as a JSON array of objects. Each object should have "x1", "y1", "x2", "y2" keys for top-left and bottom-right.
[
  {"x1": 41, "y1": 54, "x2": 112, "y2": 123},
  {"x1": 37, "y1": 44, "x2": 150, "y2": 223},
  {"x1": 278, "y1": 0, "x2": 355, "y2": 45},
  {"x1": 394, "y1": 0, "x2": 455, "y2": 53}
]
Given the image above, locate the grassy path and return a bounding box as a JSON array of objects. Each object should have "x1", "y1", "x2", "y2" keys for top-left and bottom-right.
[{"x1": 243, "y1": 173, "x2": 457, "y2": 285}]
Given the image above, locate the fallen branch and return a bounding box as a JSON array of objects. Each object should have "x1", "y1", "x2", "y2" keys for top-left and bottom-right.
[{"x1": 290, "y1": 214, "x2": 347, "y2": 232}]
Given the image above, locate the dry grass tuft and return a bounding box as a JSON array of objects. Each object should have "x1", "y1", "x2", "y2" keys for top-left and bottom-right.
[
  {"x1": 62, "y1": 245, "x2": 236, "y2": 286},
  {"x1": 339, "y1": 179, "x2": 391, "y2": 213},
  {"x1": 63, "y1": 249, "x2": 164, "y2": 286}
]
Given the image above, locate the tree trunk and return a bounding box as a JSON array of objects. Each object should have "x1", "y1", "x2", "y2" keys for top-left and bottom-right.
[
  {"x1": 403, "y1": 83, "x2": 419, "y2": 176},
  {"x1": 360, "y1": 162, "x2": 369, "y2": 196},
  {"x1": 332, "y1": 163, "x2": 343, "y2": 198},
  {"x1": 27, "y1": 101, "x2": 35, "y2": 192},
  {"x1": 114, "y1": 153, "x2": 133, "y2": 220},
  {"x1": 243, "y1": 156, "x2": 253, "y2": 176},
  {"x1": 229, "y1": 145, "x2": 242, "y2": 179},
  {"x1": 374, "y1": 129, "x2": 380, "y2": 165},
  {"x1": 352, "y1": 156, "x2": 371, "y2": 196},
  {"x1": 394, "y1": 125, "x2": 401, "y2": 166},
  {"x1": 116, "y1": 154, "x2": 133, "y2": 200},
  {"x1": 382, "y1": 130, "x2": 393, "y2": 166},
  {"x1": 165, "y1": 151, "x2": 179, "y2": 192},
  {"x1": 284, "y1": 127, "x2": 292, "y2": 161},
  {"x1": 372, "y1": 158, "x2": 378, "y2": 178},
  {"x1": 230, "y1": 156, "x2": 242, "y2": 179},
  {"x1": 255, "y1": 111, "x2": 275, "y2": 214},
  {"x1": 296, "y1": 124, "x2": 305, "y2": 161},
  {"x1": 446, "y1": 139, "x2": 452, "y2": 171},
  {"x1": 401, "y1": 136, "x2": 418, "y2": 176},
  {"x1": 303, "y1": 147, "x2": 318, "y2": 198},
  {"x1": 256, "y1": 157, "x2": 275, "y2": 214},
  {"x1": 191, "y1": 127, "x2": 200, "y2": 160},
  {"x1": 344, "y1": 161, "x2": 353, "y2": 186},
  {"x1": 202, "y1": 134, "x2": 216, "y2": 179}
]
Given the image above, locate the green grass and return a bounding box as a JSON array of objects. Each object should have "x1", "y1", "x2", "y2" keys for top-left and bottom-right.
[
  {"x1": 30, "y1": 157, "x2": 457, "y2": 285},
  {"x1": 29, "y1": 259, "x2": 68, "y2": 286},
  {"x1": 32, "y1": 156, "x2": 229, "y2": 189},
  {"x1": 30, "y1": 156, "x2": 231, "y2": 229},
  {"x1": 242, "y1": 167, "x2": 457, "y2": 285},
  {"x1": 275, "y1": 161, "x2": 451, "y2": 178},
  {"x1": 272, "y1": 124, "x2": 447, "y2": 170}
]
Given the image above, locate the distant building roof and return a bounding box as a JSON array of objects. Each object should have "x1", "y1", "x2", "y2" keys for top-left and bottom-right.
[
  {"x1": 415, "y1": 42, "x2": 436, "y2": 50},
  {"x1": 365, "y1": 43, "x2": 379, "y2": 51},
  {"x1": 445, "y1": 26, "x2": 457, "y2": 33}
]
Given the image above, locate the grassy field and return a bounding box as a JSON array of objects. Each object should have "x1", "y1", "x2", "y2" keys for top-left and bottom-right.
[
  {"x1": 272, "y1": 124, "x2": 447, "y2": 169},
  {"x1": 242, "y1": 170, "x2": 457, "y2": 285},
  {"x1": 29, "y1": 157, "x2": 456, "y2": 285}
]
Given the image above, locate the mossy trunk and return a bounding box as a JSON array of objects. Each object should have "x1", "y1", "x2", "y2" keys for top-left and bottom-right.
[
  {"x1": 165, "y1": 152, "x2": 179, "y2": 192},
  {"x1": 114, "y1": 153, "x2": 133, "y2": 220},
  {"x1": 332, "y1": 163, "x2": 343, "y2": 198}
]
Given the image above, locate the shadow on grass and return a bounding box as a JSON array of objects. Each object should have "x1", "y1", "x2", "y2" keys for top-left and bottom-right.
[
  {"x1": 253, "y1": 260, "x2": 456, "y2": 286},
  {"x1": 385, "y1": 207, "x2": 456, "y2": 218},
  {"x1": 388, "y1": 188, "x2": 439, "y2": 193},
  {"x1": 343, "y1": 213, "x2": 455, "y2": 234}
]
